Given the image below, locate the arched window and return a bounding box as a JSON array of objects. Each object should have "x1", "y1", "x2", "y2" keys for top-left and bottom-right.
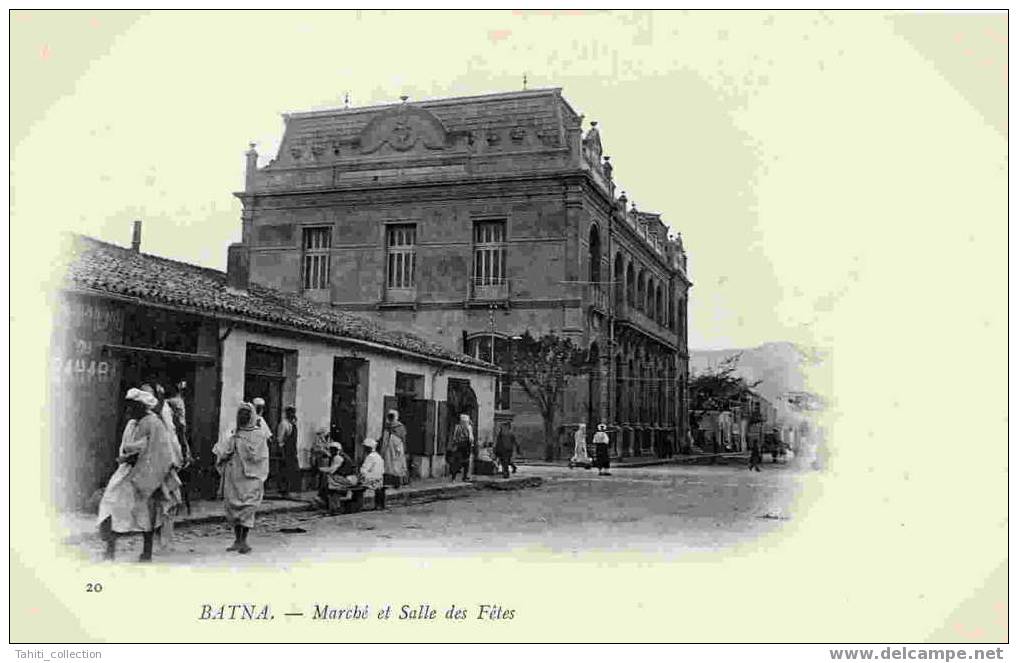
[
  {"x1": 676, "y1": 297, "x2": 686, "y2": 338},
  {"x1": 588, "y1": 225, "x2": 602, "y2": 289},
  {"x1": 627, "y1": 357, "x2": 636, "y2": 424},
  {"x1": 665, "y1": 287, "x2": 672, "y2": 329},
  {"x1": 636, "y1": 270, "x2": 646, "y2": 313},
  {"x1": 588, "y1": 342, "x2": 601, "y2": 425},
  {"x1": 615, "y1": 354, "x2": 624, "y2": 423},
  {"x1": 655, "y1": 285, "x2": 663, "y2": 325},
  {"x1": 625, "y1": 263, "x2": 635, "y2": 310},
  {"x1": 614, "y1": 253, "x2": 625, "y2": 311},
  {"x1": 640, "y1": 358, "x2": 649, "y2": 422},
  {"x1": 465, "y1": 333, "x2": 511, "y2": 411}
]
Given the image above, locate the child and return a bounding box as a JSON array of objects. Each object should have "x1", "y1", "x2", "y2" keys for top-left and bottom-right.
[
  {"x1": 359, "y1": 438, "x2": 386, "y2": 510},
  {"x1": 749, "y1": 440, "x2": 763, "y2": 472}
]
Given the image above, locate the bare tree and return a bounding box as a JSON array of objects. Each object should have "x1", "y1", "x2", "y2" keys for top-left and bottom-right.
[{"x1": 501, "y1": 331, "x2": 589, "y2": 461}]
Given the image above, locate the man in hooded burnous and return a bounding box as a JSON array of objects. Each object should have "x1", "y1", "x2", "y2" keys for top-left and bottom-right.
[
  {"x1": 213, "y1": 403, "x2": 270, "y2": 554},
  {"x1": 97, "y1": 388, "x2": 182, "y2": 562},
  {"x1": 380, "y1": 409, "x2": 409, "y2": 488}
]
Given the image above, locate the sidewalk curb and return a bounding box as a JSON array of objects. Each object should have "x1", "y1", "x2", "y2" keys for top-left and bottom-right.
[
  {"x1": 518, "y1": 454, "x2": 753, "y2": 468},
  {"x1": 61, "y1": 475, "x2": 544, "y2": 545}
]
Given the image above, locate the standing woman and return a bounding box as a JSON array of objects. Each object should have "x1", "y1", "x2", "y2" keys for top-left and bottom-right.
[
  {"x1": 97, "y1": 388, "x2": 179, "y2": 562},
  {"x1": 570, "y1": 423, "x2": 592, "y2": 469},
  {"x1": 380, "y1": 409, "x2": 409, "y2": 488},
  {"x1": 213, "y1": 403, "x2": 270, "y2": 554},
  {"x1": 592, "y1": 423, "x2": 612, "y2": 476}
]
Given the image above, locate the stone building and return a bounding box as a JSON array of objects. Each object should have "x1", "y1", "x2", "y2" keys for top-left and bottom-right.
[{"x1": 232, "y1": 88, "x2": 691, "y2": 457}]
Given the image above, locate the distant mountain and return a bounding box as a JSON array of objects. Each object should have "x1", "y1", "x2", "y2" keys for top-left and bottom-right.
[{"x1": 689, "y1": 342, "x2": 826, "y2": 404}]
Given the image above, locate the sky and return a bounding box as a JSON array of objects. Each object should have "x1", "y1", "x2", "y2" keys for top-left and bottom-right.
[{"x1": 11, "y1": 10, "x2": 1006, "y2": 351}]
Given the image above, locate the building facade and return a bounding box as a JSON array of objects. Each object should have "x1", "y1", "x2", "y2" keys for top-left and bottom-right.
[
  {"x1": 235, "y1": 88, "x2": 691, "y2": 457},
  {"x1": 53, "y1": 234, "x2": 496, "y2": 509}
]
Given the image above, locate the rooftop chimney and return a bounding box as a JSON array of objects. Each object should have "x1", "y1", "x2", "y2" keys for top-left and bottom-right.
[
  {"x1": 131, "y1": 220, "x2": 142, "y2": 252},
  {"x1": 227, "y1": 242, "x2": 250, "y2": 291},
  {"x1": 245, "y1": 143, "x2": 258, "y2": 191}
]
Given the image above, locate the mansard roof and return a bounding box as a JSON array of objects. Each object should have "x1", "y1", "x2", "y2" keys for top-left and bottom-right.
[{"x1": 270, "y1": 88, "x2": 580, "y2": 167}]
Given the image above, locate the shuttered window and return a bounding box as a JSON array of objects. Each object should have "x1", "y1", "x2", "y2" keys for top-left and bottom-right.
[
  {"x1": 302, "y1": 227, "x2": 331, "y2": 290},
  {"x1": 473, "y1": 220, "x2": 507, "y2": 286},
  {"x1": 386, "y1": 224, "x2": 417, "y2": 289}
]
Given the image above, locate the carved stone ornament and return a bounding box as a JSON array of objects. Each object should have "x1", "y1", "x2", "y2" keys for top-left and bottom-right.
[
  {"x1": 538, "y1": 129, "x2": 560, "y2": 146},
  {"x1": 510, "y1": 126, "x2": 526, "y2": 143},
  {"x1": 289, "y1": 146, "x2": 303, "y2": 160},
  {"x1": 486, "y1": 130, "x2": 501, "y2": 146},
  {"x1": 359, "y1": 105, "x2": 449, "y2": 155}
]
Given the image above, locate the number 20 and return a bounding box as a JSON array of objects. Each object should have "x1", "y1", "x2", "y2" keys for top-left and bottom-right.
[{"x1": 86, "y1": 582, "x2": 103, "y2": 593}]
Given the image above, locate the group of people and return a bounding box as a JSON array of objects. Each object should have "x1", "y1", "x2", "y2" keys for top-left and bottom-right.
[
  {"x1": 96, "y1": 381, "x2": 191, "y2": 562},
  {"x1": 312, "y1": 433, "x2": 386, "y2": 511},
  {"x1": 96, "y1": 382, "x2": 527, "y2": 562},
  {"x1": 446, "y1": 414, "x2": 519, "y2": 480},
  {"x1": 570, "y1": 423, "x2": 613, "y2": 476},
  {"x1": 95, "y1": 392, "x2": 429, "y2": 561}
]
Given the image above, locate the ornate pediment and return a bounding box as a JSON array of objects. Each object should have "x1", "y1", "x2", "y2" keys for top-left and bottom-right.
[{"x1": 358, "y1": 105, "x2": 449, "y2": 155}]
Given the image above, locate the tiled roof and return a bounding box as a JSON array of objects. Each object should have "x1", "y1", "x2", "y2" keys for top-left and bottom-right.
[{"x1": 61, "y1": 235, "x2": 495, "y2": 371}]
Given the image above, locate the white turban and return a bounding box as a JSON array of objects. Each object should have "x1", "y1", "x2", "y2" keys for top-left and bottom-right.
[
  {"x1": 125, "y1": 388, "x2": 158, "y2": 408},
  {"x1": 252, "y1": 397, "x2": 266, "y2": 406}
]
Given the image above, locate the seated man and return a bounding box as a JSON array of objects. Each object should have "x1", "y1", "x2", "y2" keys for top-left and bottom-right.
[
  {"x1": 474, "y1": 439, "x2": 497, "y2": 476},
  {"x1": 318, "y1": 441, "x2": 359, "y2": 510}
]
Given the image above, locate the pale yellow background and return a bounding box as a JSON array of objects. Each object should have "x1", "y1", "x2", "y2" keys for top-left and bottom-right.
[{"x1": 10, "y1": 10, "x2": 1007, "y2": 643}]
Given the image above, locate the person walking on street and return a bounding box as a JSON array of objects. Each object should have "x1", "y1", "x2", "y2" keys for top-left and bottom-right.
[
  {"x1": 592, "y1": 423, "x2": 611, "y2": 476},
  {"x1": 141, "y1": 382, "x2": 183, "y2": 468},
  {"x1": 749, "y1": 439, "x2": 763, "y2": 472},
  {"x1": 213, "y1": 402, "x2": 270, "y2": 554},
  {"x1": 570, "y1": 423, "x2": 592, "y2": 469},
  {"x1": 449, "y1": 414, "x2": 474, "y2": 481},
  {"x1": 380, "y1": 409, "x2": 409, "y2": 488},
  {"x1": 495, "y1": 422, "x2": 516, "y2": 479},
  {"x1": 359, "y1": 438, "x2": 386, "y2": 510},
  {"x1": 140, "y1": 382, "x2": 185, "y2": 540},
  {"x1": 276, "y1": 406, "x2": 300, "y2": 497},
  {"x1": 97, "y1": 388, "x2": 181, "y2": 562}
]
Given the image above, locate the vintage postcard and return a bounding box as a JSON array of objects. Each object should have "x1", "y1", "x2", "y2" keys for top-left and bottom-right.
[{"x1": 8, "y1": 8, "x2": 1008, "y2": 650}]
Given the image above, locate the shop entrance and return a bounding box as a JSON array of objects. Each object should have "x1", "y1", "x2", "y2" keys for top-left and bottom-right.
[
  {"x1": 243, "y1": 344, "x2": 286, "y2": 492},
  {"x1": 446, "y1": 378, "x2": 478, "y2": 445},
  {"x1": 331, "y1": 357, "x2": 369, "y2": 459}
]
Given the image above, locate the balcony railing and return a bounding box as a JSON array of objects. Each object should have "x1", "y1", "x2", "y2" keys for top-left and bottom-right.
[
  {"x1": 615, "y1": 303, "x2": 677, "y2": 339},
  {"x1": 469, "y1": 278, "x2": 510, "y2": 303}
]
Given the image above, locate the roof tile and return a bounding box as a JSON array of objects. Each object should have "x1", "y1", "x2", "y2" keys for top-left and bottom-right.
[{"x1": 62, "y1": 235, "x2": 493, "y2": 371}]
